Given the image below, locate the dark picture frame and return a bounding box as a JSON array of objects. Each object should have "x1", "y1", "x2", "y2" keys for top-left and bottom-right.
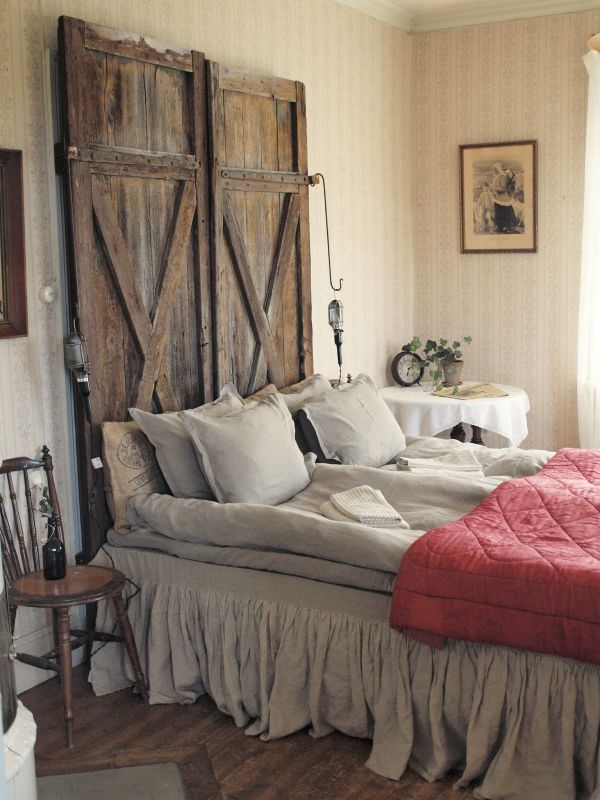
[
  {"x1": 460, "y1": 140, "x2": 537, "y2": 254},
  {"x1": 0, "y1": 149, "x2": 27, "y2": 338}
]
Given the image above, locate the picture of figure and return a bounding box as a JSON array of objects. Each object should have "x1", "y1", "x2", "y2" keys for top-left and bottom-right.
[
  {"x1": 472, "y1": 159, "x2": 525, "y2": 235},
  {"x1": 460, "y1": 140, "x2": 536, "y2": 253}
]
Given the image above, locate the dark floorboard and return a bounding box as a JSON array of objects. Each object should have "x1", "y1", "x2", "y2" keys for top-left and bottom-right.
[{"x1": 21, "y1": 667, "x2": 471, "y2": 799}]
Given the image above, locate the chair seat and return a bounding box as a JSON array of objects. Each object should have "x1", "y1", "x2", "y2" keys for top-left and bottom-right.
[{"x1": 9, "y1": 565, "x2": 126, "y2": 608}]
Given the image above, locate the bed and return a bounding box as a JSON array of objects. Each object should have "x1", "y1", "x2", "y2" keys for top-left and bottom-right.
[
  {"x1": 56, "y1": 17, "x2": 600, "y2": 800},
  {"x1": 87, "y1": 436, "x2": 600, "y2": 800}
]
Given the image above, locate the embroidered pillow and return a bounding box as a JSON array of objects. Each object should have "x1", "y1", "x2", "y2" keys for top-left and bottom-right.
[{"x1": 101, "y1": 421, "x2": 169, "y2": 533}]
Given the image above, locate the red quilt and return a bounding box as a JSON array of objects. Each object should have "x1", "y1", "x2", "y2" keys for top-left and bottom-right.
[{"x1": 389, "y1": 448, "x2": 600, "y2": 664}]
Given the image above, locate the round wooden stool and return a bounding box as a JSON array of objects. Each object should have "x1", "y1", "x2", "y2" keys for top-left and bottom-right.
[{"x1": 9, "y1": 564, "x2": 149, "y2": 747}]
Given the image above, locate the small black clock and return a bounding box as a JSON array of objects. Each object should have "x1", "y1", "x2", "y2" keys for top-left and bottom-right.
[{"x1": 391, "y1": 349, "x2": 425, "y2": 387}]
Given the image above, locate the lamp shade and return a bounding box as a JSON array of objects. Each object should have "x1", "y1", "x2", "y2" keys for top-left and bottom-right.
[{"x1": 328, "y1": 298, "x2": 343, "y2": 331}]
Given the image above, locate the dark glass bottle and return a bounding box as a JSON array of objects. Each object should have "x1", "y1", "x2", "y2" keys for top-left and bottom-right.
[{"x1": 43, "y1": 519, "x2": 66, "y2": 580}]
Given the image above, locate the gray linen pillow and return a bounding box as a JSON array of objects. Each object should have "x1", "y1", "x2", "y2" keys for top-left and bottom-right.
[
  {"x1": 302, "y1": 373, "x2": 406, "y2": 466},
  {"x1": 179, "y1": 393, "x2": 310, "y2": 505},
  {"x1": 129, "y1": 383, "x2": 243, "y2": 499}
]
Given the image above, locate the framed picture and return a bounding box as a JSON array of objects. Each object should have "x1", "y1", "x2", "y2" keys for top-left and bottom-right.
[
  {"x1": 0, "y1": 149, "x2": 27, "y2": 337},
  {"x1": 459, "y1": 140, "x2": 537, "y2": 254}
]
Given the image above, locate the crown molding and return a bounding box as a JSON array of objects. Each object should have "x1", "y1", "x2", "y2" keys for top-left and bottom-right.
[
  {"x1": 335, "y1": 0, "x2": 414, "y2": 30},
  {"x1": 336, "y1": 0, "x2": 600, "y2": 32},
  {"x1": 411, "y1": 0, "x2": 600, "y2": 33}
]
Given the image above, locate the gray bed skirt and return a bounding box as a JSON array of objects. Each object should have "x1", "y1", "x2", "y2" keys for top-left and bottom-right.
[{"x1": 91, "y1": 546, "x2": 600, "y2": 800}]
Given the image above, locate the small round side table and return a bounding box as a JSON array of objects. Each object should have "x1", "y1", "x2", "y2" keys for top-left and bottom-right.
[
  {"x1": 9, "y1": 565, "x2": 148, "y2": 747},
  {"x1": 380, "y1": 383, "x2": 530, "y2": 447}
]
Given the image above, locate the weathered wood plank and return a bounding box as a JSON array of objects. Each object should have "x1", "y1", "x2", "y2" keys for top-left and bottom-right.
[
  {"x1": 147, "y1": 63, "x2": 193, "y2": 154},
  {"x1": 58, "y1": 17, "x2": 87, "y2": 146},
  {"x1": 222, "y1": 193, "x2": 284, "y2": 388},
  {"x1": 86, "y1": 144, "x2": 198, "y2": 167},
  {"x1": 90, "y1": 178, "x2": 152, "y2": 354},
  {"x1": 275, "y1": 100, "x2": 294, "y2": 384},
  {"x1": 84, "y1": 21, "x2": 193, "y2": 72},
  {"x1": 247, "y1": 195, "x2": 300, "y2": 392},
  {"x1": 294, "y1": 82, "x2": 313, "y2": 378},
  {"x1": 192, "y1": 50, "x2": 213, "y2": 402},
  {"x1": 219, "y1": 65, "x2": 297, "y2": 102},
  {"x1": 242, "y1": 94, "x2": 266, "y2": 390},
  {"x1": 68, "y1": 161, "x2": 112, "y2": 559},
  {"x1": 207, "y1": 61, "x2": 228, "y2": 392},
  {"x1": 91, "y1": 163, "x2": 194, "y2": 181},
  {"x1": 135, "y1": 181, "x2": 198, "y2": 407},
  {"x1": 222, "y1": 179, "x2": 300, "y2": 193},
  {"x1": 222, "y1": 85, "x2": 248, "y2": 389}
]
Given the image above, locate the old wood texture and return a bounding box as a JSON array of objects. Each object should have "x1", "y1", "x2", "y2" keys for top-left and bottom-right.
[
  {"x1": 58, "y1": 18, "x2": 314, "y2": 556},
  {"x1": 26, "y1": 666, "x2": 469, "y2": 800},
  {"x1": 57, "y1": 17, "x2": 211, "y2": 558},
  {"x1": 208, "y1": 61, "x2": 313, "y2": 395}
]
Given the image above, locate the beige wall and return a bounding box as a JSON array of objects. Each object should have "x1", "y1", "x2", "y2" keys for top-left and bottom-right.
[
  {"x1": 413, "y1": 8, "x2": 600, "y2": 450},
  {"x1": 2, "y1": 0, "x2": 412, "y2": 686}
]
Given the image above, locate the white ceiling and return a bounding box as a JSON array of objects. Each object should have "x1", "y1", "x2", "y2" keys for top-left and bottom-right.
[{"x1": 337, "y1": 0, "x2": 600, "y2": 32}]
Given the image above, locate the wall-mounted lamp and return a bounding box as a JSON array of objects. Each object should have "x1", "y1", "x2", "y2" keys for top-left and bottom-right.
[{"x1": 311, "y1": 172, "x2": 345, "y2": 381}]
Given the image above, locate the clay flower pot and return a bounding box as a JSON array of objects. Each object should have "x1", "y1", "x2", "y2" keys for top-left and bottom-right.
[{"x1": 443, "y1": 360, "x2": 464, "y2": 387}]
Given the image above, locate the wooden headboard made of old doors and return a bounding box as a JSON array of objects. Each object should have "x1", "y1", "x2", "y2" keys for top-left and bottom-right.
[{"x1": 57, "y1": 17, "x2": 313, "y2": 557}]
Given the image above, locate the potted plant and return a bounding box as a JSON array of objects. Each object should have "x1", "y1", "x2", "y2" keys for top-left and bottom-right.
[{"x1": 407, "y1": 336, "x2": 472, "y2": 391}]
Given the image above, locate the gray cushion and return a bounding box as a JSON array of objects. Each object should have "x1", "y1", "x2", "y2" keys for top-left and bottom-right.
[
  {"x1": 180, "y1": 393, "x2": 310, "y2": 505},
  {"x1": 129, "y1": 384, "x2": 243, "y2": 500},
  {"x1": 302, "y1": 373, "x2": 406, "y2": 467}
]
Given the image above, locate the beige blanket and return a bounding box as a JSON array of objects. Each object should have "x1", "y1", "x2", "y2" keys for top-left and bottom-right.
[{"x1": 125, "y1": 437, "x2": 553, "y2": 585}]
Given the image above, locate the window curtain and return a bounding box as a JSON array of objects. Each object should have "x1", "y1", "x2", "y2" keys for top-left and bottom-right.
[{"x1": 578, "y1": 48, "x2": 600, "y2": 448}]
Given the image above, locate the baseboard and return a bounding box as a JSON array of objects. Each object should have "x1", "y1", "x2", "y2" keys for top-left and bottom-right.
[{"x1": 15, "y1": 610, "x2": 86, "y2": 694}]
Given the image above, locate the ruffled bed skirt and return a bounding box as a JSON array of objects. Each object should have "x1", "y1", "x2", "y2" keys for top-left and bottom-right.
[{"x1": 91, "y1": 571, "x2": 600, "y2": 800}]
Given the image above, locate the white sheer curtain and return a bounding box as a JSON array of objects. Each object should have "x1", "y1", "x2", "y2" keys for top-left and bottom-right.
[{"x1": 578, "y1": 48, "x2": 600, "y2": 448}]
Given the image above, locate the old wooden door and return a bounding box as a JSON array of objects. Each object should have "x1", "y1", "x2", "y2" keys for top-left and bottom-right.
[
  {"x1": 208, "y1": 63, "x2": 313, "y2": 395},
  {"x1": 58, "y1": 17, "x2": 211, "y2": 556}
]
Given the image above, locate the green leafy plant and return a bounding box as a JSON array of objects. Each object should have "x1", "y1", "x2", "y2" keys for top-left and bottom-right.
[
  {"x1": 35, "y1": 484, "x2": 56, "y2": 538},
  {"x1": 405, "y1": 336, "x2": 472, "y2": 392}
]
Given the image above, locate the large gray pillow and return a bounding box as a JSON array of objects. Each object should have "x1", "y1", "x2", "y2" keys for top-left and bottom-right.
[
  {"x1": 129, "y1": 384, "x2": 243, "y2": 500},
  {"x1": 179, "y1": 393, "x2": 310, "y2": 505},
  {"x1": 302, "y1": 373, "x2": 406, "y2": 466}
]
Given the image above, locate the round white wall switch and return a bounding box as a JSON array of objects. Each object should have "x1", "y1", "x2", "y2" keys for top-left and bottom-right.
[{"x1": 39, "y1": 285, "x2": 57, "y2": 304}]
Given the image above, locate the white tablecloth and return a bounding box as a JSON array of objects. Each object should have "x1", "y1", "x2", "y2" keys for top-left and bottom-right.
[{"x1": 380, "y1": 383, "x2": 530, "y2": 447}]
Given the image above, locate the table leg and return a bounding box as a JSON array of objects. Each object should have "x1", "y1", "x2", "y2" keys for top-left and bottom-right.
[
  {"x1": 56, "y1": 606, "x2": 74, "y2": 747},
  {"x1": 112, "y1": 592, "x2": 149, "y2": 704},
  {"x1": 471, "y1": 425, "x2": 484, "y2": 446},
  {"x1": 450, "y1": 423, "x2": 466, "y2": 442}
]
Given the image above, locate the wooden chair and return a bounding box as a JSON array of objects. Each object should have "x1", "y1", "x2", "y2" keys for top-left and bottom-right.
[{"x1": 3, "y1": 445, "x2": 148, "y2": 747}]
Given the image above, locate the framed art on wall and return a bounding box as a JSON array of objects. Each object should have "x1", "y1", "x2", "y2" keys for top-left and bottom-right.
[
  {"x1": 0, "y1": 149, "x2": 27, "y2": 337},
  {"x1": 459, "y1": 140, "x2": 537, "y2": 254}
]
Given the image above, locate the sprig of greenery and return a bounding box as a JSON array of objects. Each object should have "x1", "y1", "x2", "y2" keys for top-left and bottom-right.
[
  {"x1": 36, "y1": 485, "x2": 54, "y2": 518},
  {"x1": 405, "y1": 335, "x2": 472, "y2": 392}
]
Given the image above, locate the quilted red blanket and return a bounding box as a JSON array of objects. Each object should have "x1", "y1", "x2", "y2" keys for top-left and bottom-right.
[{"x1": 390, "y1": 448, "x2": 600, "y2": 664}]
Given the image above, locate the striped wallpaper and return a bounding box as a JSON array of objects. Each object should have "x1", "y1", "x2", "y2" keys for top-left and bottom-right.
[{"x1": 413, "y1": 8, "x2": 600, "y2": 449}]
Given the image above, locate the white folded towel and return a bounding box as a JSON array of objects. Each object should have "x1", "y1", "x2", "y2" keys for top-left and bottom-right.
[
  {"x1": 396, "y1": 450, "x2": 482, "y2": 472},
  {"x1": 404, "y1": 467, "x2": 485, "y2": 480},
  {"x1": 326, "y1": 485, "x2": 410, "y2": 529}
]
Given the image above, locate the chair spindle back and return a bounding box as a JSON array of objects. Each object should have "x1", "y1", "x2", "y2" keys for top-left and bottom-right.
[{"x1": 0, "y1": 446, "x2": 64, "y2": 584}]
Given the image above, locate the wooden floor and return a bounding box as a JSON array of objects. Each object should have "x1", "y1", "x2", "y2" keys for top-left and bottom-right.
[{"x1": 23, "y1": 667, "x2": 470, "y2": 800}]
